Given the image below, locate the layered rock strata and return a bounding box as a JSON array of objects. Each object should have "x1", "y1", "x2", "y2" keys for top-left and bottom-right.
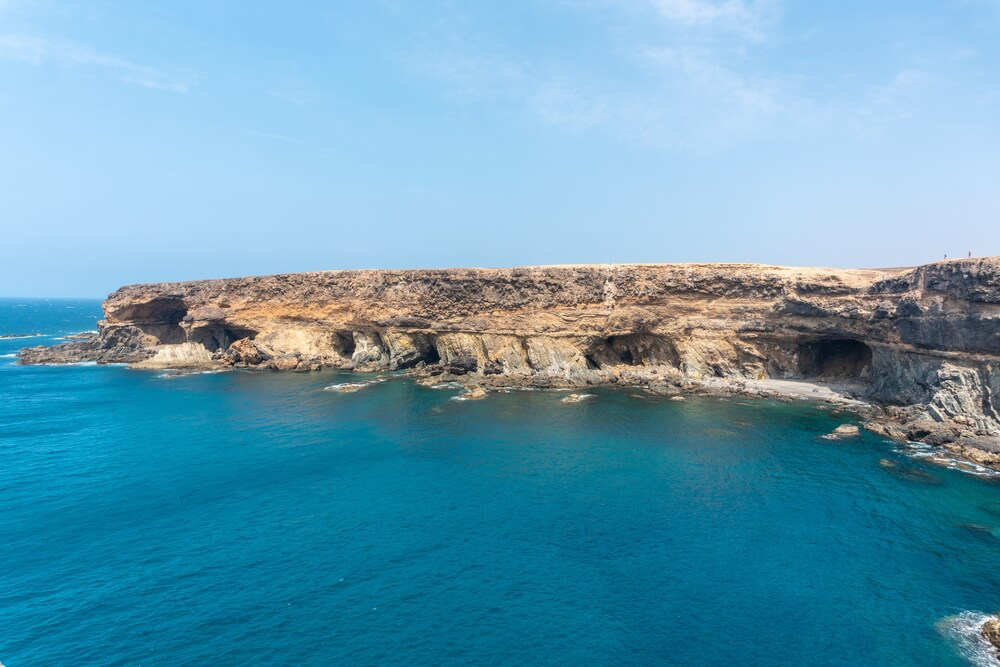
[{"x1": 20, "y1": 259, "x2": 1000, "y2": 465}]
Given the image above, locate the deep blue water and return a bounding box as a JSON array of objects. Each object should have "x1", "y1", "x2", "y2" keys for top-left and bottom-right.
[{"x1": 2, "y1": 299, "x2": 1000, "y2": 666}]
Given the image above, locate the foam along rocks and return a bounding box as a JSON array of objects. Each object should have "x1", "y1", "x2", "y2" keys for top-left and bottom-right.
[
  {"x1": 820, "y1": 423, "x2": 860, "y2": 440},
  {"x1": 451, "y1": 387, "x2": 488, "y2": 401},
  {"x1": 323, "y1": 377, "x2": 388, "y2": 393}
]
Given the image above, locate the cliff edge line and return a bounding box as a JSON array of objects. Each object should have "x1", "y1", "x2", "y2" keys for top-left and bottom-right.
[{"x1": 20, "y1": 259, "x2": 1000, "y2": 466}]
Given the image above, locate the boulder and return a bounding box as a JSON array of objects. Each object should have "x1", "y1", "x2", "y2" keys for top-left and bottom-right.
[
  {"x1": 270, "y1": 354, "x2": 301, "y2": 371},
  {"x1": 459, "y1": 387, "x2": 488, "y2": 400},
  {"x1": 444, "y1": 355, "x2": 478, "y2": 376},
  {"x1": 982, "y1": 615, "x2": 1000, "y2": 653},
  {"x1": 820, "y1": 423, "x2": 860, "y2": 440},
  {"x1": 220, "y1": 338, "x2": 269, "y2": 366}
]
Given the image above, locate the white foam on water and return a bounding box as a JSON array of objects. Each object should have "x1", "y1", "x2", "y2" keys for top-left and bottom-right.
[
  {"x1": 324, "y1": 382, "x2": 369, "y2": 392},
  {"x1": 324, "y1": 377, "x2": 386, "y2": 392},
  {"x1": 937, "y1": 612, "x2": 1000, "y2": 667},
  {"x1": 499, "y1": 386, "x2": 570, "y2": 393},
  {"x1": 0, "y1": 333, "x2": 44, "y2": 340},
  {"x1": 34, "y1": 361, "x2": 100, "y2": 367},
  {"x1": 561, "y1": 393, "x2": 596, "y2": 404},
  {"x1": 53, "y1": 331, "x2": 98, "y2": 341},
  {"x1": 893, "y1": 442, "x2": 1000, "y2": 478},
  {"x1": 0, "y1": 353, "x2": 17, "y2": 358},
  {"x1": 157, "y1": 369, "x2": 227, "y2": 379},
  {"x1": 449, "y1": 390, "x2": 488, "y2": 401}
]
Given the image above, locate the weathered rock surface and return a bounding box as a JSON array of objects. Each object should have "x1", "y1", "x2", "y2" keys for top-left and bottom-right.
[
  {"x1": 983, "y1": 614, "x2": 1000, "y2": 654},
  {"x1": 17, "y1": 258, "x2": 1000, "y2": 466}
]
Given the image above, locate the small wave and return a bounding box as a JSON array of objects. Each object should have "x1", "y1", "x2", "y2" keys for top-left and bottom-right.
[
  {"x1": 0, "y1": 333, "x2": 44, "y2": 340},
  {"x1": 157, "y1": 369, "x2": 227, "y2": 378},
  {"x1": 324, "y1": 382, "x2": 369, "y2": 393},
  {"x1": 53, "y1": 330, "x2": 98, "y2": 341},
  {"x1": 450, "y1": 388, "x2": 488, "y2": 401},
  {"x1": 324, "y1": 377, "x2": 387, "y2": 393},
  {"x1": 498, "y1": 386, "x2": 571, "y2": 393},
  {"x1": 894, "y1": 442, "x2": 1000, "y2": 478},
  {"x1": 937, "y1": 612, "x2": 1000, "y2": 666},
  {"x1": 1, "y1": 353, "x2": 17, "y2": 358},
  {"x1": 561, "y1": 393, "x2": 596, "y2": 404}
]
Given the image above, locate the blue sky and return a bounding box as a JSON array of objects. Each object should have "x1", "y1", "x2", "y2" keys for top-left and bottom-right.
[{"x1": 2, "y1": 1, "x2": 999, "y2": 296}]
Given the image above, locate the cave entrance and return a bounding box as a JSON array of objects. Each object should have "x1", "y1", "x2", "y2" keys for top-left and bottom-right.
[
  {"x1": 585, "y1": 333, "x2": 679, "y2": 369},
  {"x1": 109, "y1": 297, "x2": 189, "y2": 344},
  {"x1": 423, "y1": 340, "x2": 441, "y2": 365},
  {"x1": 333, "y1": 332, "x2": 356, "y2": 359},
  {"x1": 189, "y1": 326, "x2": 257, "y2": 352},
  {"x1": 797, "y1": 339, "x2": 873, "y2": 380}
]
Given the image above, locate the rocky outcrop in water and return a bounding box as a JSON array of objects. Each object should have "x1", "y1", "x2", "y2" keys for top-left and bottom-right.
[
  {"x1": 19, "y1": 258, "x2": 1000, "y2": 465},
  {"x1": 983, "y1": 615, "x2": 1000, "y2": 654}
]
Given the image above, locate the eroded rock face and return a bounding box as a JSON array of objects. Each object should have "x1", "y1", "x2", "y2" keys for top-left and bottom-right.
[
  {"x1": 982, "y1": 615, "x2": 1000, "y2": 654},
  {"x1": 17, "y1": 258, "x2": 1000, "y2": 464}
]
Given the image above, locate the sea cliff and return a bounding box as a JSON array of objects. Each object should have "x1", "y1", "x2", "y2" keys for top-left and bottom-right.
[{"x1": 21, "y1": 259, "x2": 1000, "y2": 466}]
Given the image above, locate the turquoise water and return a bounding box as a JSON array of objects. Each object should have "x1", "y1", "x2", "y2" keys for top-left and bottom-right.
[{"x1": 2, "y1": 299, "x2": 1000, "y2": 666}]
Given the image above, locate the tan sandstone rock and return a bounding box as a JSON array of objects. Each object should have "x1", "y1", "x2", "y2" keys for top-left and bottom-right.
[
  {"x1": 18, "y1": 258, "x2": 1000, "y2": 467},
  {"x1": 982, "y1": 615, "x2": 1000, "y2": 654}
]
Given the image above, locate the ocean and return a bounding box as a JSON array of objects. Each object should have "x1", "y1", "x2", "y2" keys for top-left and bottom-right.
[{"x1": 2, "y1": 298, "x2": 999, "y2": 666}]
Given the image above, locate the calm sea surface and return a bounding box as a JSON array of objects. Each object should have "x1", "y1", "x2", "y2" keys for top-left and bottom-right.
[{"x1": 2, "y1": 299, "x2": 1000, "y2": 666}]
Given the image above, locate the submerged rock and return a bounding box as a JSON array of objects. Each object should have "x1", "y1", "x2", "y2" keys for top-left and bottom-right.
[
  {"x1": 877, "y1": 458, "x2": 942, "y2": 485},
  {"x1": 958, "y1": 523, "x2": 998, "y2": 540}
]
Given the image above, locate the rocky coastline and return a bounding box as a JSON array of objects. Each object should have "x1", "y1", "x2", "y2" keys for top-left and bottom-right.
[
  {"x1": 19, "y1": 258, "x2": 1000, "y2": 468},
  {"x1": 983, "y1": 615, "x2": 1000, "y2": 656}
]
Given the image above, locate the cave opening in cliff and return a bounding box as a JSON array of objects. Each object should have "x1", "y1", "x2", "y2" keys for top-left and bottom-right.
[
  {"x1": 189, "y1": 326, "x2": 257, "y2": 352},
  {"x1": 586, "y1": 334, "x2": 679, "y2": 369},
  {"x1": 423, "y1": 340, "x2": 441, "y2": 365},
  {"x1": 333, "y1": 332, "x2": 356, "y2": 359},
  {"x1": 797, "y1": 339, "x2": 873, "y2": 380},
  {"x1": 110, "y1": 297, "x2": 190, "y2": 345}
]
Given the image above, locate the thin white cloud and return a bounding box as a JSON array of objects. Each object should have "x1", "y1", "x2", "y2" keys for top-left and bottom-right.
[
  {"x1": 414, "y1": 46, "x2": 793, "y2": 152},
  {"x1": 870, "y1": 69, "x2": 932, "y2": 105},
  {"x1": 0, "y1": 34, "x2": 190, "y2": 93},
  {"x1": 409, "y1": 0, "x2": 977, "y2": 151},
  {"x1": 648, "y1": 0, "x2": 777, "y2": 40},
  {"x1": 642, "y1": 46, "x2": 780, "y2": 113}
]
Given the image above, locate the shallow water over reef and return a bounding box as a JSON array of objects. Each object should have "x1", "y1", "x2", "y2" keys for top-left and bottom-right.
[{"x1": 2, "y1": 299, "x2": 1000, "y2": 666}]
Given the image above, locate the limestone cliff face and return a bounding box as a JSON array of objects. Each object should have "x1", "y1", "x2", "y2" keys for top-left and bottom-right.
[{"x1": 20, "y1": 259, "x2": 1000, "y2": 461}]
